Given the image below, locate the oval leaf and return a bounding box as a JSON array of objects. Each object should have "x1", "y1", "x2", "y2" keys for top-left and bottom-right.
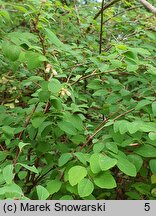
[
  {"x1": 36, "y1": 185, "x2": 49, "y2": 200},
  {"x1": 152, "y1": 101, "x2": 156, "y2": 116},
  {"x1": 135, "y1": 144, "x2": 156, "y2": 157},
  {"x1": 78, "y1": 178, "x2": 94, "y2": 197},
  {"x1": 3, "y1": 164, "x2": 14, "y2": 184},
  {"x1": 127, "y1": 154, "x2": 143, "y2": 172},
  {"x1": 58, "y1": 121, "x2": 77, "y2": 135},
  {"x1": 149, "y1": 132, "x2": 156, "y2": 141},
  {"x1": 18, "y1": 142, "x2": 30, "y2": 152},
  {"x1": 17, "y1": 163, "x2": 39, "y2": 174},
  {"x1": 58, "y1": 153, "x2": 72, "y2": 167},
  {"x1": 31, "y1": 116, "x2": 47, "y2": 128},
  {"x1": 94, "y1": 171, "x2": 117, "y2": 189},
  {"x1": 99, "y1": 155, "x2": 117, "y2": 171},
  {"x1": 47, "y1": 179, "x2": 62, "y2": 195},
  {"x1": 149, "y1": 159, "x2": 156, "y2": 174},
  {"x1": 90, "y1": 153, "x2": 101, "y2": 174},
  {"x1": 68, "y1": 166, "x2": 87, "y2": 186},
  {"x1": 48, "y1": 78, "x2": 62, "y2": 94},
  {"x1": 45, "y1": 28, "x2": 64, "y2": 48},
  {"x1": 117, "y1": 157, "x2": 136, "y2": 177}
]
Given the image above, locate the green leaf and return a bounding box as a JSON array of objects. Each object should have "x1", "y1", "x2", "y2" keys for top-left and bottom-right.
[
  {"x1": 0, "y1": 10, "x2": 11, "y2": 21},
  {"x1": 31, "y1": 116, "x2": 47, "y2": 128},
  {"x1": 113, "y1": 121, "x2": 122, "y2": 133},
  {"x1": 3, "y1": 164, "x2": 14, "y2": 184},
  {"x1": 118, "y1": 120, "x2": 128, "y2": 134},
  {"x1": 93, "y1": 89, "x2": 108, "y2": 97},
  {"x1": 136, "y1": 48, "x2": 151, "y2": 56},
  {"x1": 135, "y1": 100, "x2": 151, "y2": 110},
  {"x1": 110, "y1": 60, "x2": 122, "y2": 69},
  {"x1": 152, "y1": 101, "x2": 156, "y2": 116},
  {"x1": 78, "y1": 178, "x2": 94, "y2": 197},
  {"x1": 125, "y1": 191, "x2": 141, "y2": 200},
  {"x1": 151, "y1": 188, "x2": 156, "y2": 196},
  {"x1": 149, "y1": 160, "x2": 156, "y2": 174},
  {"x1": 60, "y1": 195, "x2": 73, "y2": 200},
  {"x1": 132, "y1": 183, "x2": 150, "y2": 195},
  {"x1": 66, "y1": 183, "x2": 78, "y2": 195},
  {"x1": 74, "y1": 152, "x2": 87, "y2": 165},
  {"x1": 127, "y1": 154, "x2": 143, "y2": 172},
  {"x1": 13, "y1": 5, "x2": 28, "y2": 13},
  {"x1": 47, "y1": 179, "x2": 62, "y2": 195},
  {"x1": 64, "y1": 114, "x2": 83, "y2": 131},
  {"x1": 45, "y1": 28, "x2": 64, "y2": 48},
  {"x1": 38, "y1": 121, "x2": 52, "y2": 137},
  {"x1": 135, "y1": 144, "x2": 156, "y2": 157},
  {"x1": 89, "y1": 153, "x2": 101, "y2": 174},
  {"x1": 70, "y1": 135, "x2": 86, "y2": 145},
  {"x1": 0, "y1": 151, "x2": 7, "y2": 162},
  {"x1": 93, "y1": 143, "x2": 104, "y2": 153},
  {"x1": 18, "y1": 171, "x2": 27, "y2": 180},
  {"x1": 58, "y1": 153, "x2": 72, "y2": 167},
  {"x1": 140, "y1": 123, "x2": 156, "y2": 132},
  {"x1": 68, "y1": 166, "x2": 87, "y2": 186},
  {"x1": 106, "y1": 142, "x2": 118, "y2": 154},
  {"x1": 147, "y1": 66, "x2": 156, "y2": 75},
  {"x1": 2, "y1": 126, "x2": 15, "y2": 136},
  {"x1": 18, "y1": 142, "x2": 30, "y2": 152},
  {"x1": 126, "y1": 63, "x2": 139, "y2": 72},
  {"x1": 36, "y1": 185, "x2": 49, "y2": 200},
  {"x1": 117, "y1": 157, "x2": 137, "y2": 177},
  {"x1": 38, "y1": 90, "x2": 50, "y2": 102},
  {"x1": 149, "y1": 132, "x2": 156, "y2": 141},
  {"x1": 48, "y1": 78, "x2": 62, "y2": 95},
  {"x1": 51, "y1": 97, "x2": 62, "y2": 110},
  {"x1": 99, "y1": 155, "x2": 117, "y2": 171},
  {"x1": 87, "y1": 79, "x2": 101, "y2": 90},
  {"x1": 25, "y1": 51, "x2": 47, "y2": 69},
  {"x1": 94, "y1": 171, "x2": 117, "y2": 189},
  {"x1": 17, "y1": 163, "x2": 39, "y2": 174},
  {"x1": 2, "y1": 42, "x2": 21, "y2": 61},
  {"x1": 151, "y1": 175, "x2": 156, "y2": 184},
  {"x1": 0, "y1": 183, "x2": 23, "y2": 196},
  {"x1": 127, "y1": 121, "x2": 141, "y2": 134},
  {"x1": 58, "y1": 121, "x2": 77, "y2": 135}
]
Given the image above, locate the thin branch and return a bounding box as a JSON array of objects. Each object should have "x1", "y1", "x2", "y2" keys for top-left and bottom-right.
[
  {"x1": 103, "y1": 6, "x2": 142, "y2": 25},
  {"x1": 13, "y1": 102, "x2": 39, "y2": 167},
  {"x1": 94, "y1": 0, "x2": 121, "y2": 20},
  {"x1": 71, "y1": 69, "x2": 117, "y2": 86},
  {"x1": 99, "y1": 0, "x2": 105, "y2": 54},
  {"x1": 18, "y1": 102, "x2": 39, "y2": 140},
  {"x1": 80, "y1": 108, "x2": 135, "y2": 151},
  {"x1": 25, "y1": 166, "x2": 55, "y2": 195},
  {"x1": 139, "y1": 0, "x2": 156, "y2": 15}
]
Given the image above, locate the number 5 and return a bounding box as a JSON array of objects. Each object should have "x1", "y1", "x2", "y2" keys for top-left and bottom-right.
[{"x1": 144, "y1": 203, "x2": 150, "y2": 211}]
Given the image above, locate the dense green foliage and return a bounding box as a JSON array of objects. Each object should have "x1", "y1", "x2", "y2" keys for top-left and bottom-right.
[{"x1": 0, "y1": 0, "x2": 156, "y2": 200}]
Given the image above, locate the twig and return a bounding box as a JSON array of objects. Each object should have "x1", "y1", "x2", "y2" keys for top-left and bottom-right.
[
  {"x1": 13, "y1": 102, "x2": 39, "y2": 167},
  {"x1": 99, "y1": 0, "x2": 105, "y2": 54},
  {"x1": 32, "y1": 4, "x2": 47, "y2": 71},
  {"x1": 139, "y1": 0, "x2": 156, "y2": 15},
  {"x1": 71, "y1": 69, "x2": 117, "y2": 86},
  {"x1": 94, "y1": 0, "x2": 121, "y2": 20},
  {"x1": 25, "y1": 148, "x2": 33, "y2": 184},
  {"x1": 74, "y1": 1, "x2": 81, "y2": 25},
  {"x1": 44, "y1": 100, "x2": 51, "y2": 113},
  {"x1": 103, "y1": 6, "x2": 142, "y2": 25},
  {"x1": 80, "y1": 108, "x2": 135, "y2": 151},
  {"x1": 94, "y1": 108, "x2": 122, "y2": 132},
  {"x1": 33, "y1": 166, "x2": 55, "y2": 186}
]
